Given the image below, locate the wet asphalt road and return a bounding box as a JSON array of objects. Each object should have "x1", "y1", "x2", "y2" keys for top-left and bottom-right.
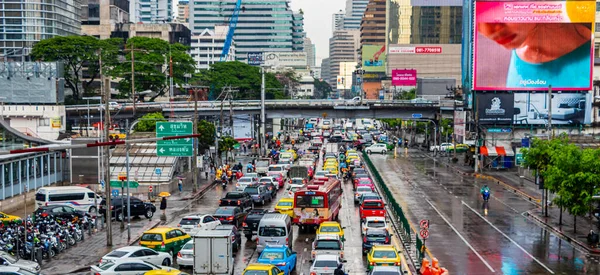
[{"x1": 368, "y1": 152, "x2": 600, "y2": 275}]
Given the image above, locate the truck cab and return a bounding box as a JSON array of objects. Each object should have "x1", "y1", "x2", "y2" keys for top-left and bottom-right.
[{"x1": 360, "y1": 199, "x2": 386, "y2": 221}]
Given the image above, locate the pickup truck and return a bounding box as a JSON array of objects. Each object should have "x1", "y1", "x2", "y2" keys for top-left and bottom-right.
[
  {"x1": 359, "y1": 199, "x2": 386, "y2": 221},
  {"x1": 219, "y1": 191, "x2": 253, "y2": 212},
  {"x1": 311, "y1": 234, "x2": 344, "y2": 260},
  {"x1": 244, "y1": 185, "x2": 273, "y2": 205},
  {"x1": 242, "y1": 209, "x2": 269, "y2": 240}
]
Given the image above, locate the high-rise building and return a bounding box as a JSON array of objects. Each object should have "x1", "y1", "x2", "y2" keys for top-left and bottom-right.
[
  {"x1": 130, "y1": 0, "x2": 173, "y2": 23},
  {"x1": 191, "y1": 25, "x2": 235, "y2": 71},
  {"x1": 360, "y1": 0, "x2": 385, "y2": 48},
  {"x1": 321, "y1": 58, "x2": 331, "y2": 85},
  {"x1": 303, "y1": 37, "x2": 316, "y2": 68},
  {"x1": 177, "y1": 0, "x2": 190, "y2": 24},
  {"x1": 0, "y1": 0, "x2": 81, "y2": 58},
  {"x1": 81, "y1": 0, "x2": 130, "y2": 39},
  {"x1": 343, "y1": 0, "x2": 369, "y2": 30},
  {"x1": 292, "y1": 12, "x2": 306, "y2": 52},
  {"x1": 332, "y1": 10, "x2": 345, "y2": 33},
  {"x1": 190, "y1": 0, "x2": 296, "y2": 61},
  {"x1": 327, "y1": 29, "x2": 360, "y2": 87}
]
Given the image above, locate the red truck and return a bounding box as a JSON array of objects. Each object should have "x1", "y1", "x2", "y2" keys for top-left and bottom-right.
[{"x1": 359, "y1": 199, "x2": 386, "y2": 221}]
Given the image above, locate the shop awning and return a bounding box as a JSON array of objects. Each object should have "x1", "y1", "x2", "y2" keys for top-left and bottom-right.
[
  {"x1": 480, "y1": 146, "x2": 514, "y2": 157},
  {"x1": 504, "y1": 146, "x2": 515, "y2": 157},
  {"x1": 480, "y1": 146, "x2": 497, "y2": 157}
]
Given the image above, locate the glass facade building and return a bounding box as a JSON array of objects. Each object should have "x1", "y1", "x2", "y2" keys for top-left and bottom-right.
[
  {"x1": 0, "y1": 0, "x2": 82, "y2": 58},
  {"x1": 190, "y1": 0, "x2": 298, "y2": 61},
  {"x1": 343, "y1": 0, "x2": 369, "y2": 30},
  {"x1": 135, "y1": 0, "x2": 172, "y2": 23},
  {"x1": 292, "y1": 12, "x2": 305, "y2": 52}
]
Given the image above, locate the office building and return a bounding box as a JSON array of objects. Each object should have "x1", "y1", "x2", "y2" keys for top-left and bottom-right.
[
  {"x1": 321, "y1": 58, "x2": 331, "y2": 85},
  {"x1": 304, "y1": 37, "x2": 316, "y2": 68},
  {"x1": 0, "y1": 0, "x2": 81, "y2": 59},
  {"x1": 131, "y1": 0, "x2": 173, "y2": 23},
  {"x1": 360, "y1": 0, "x2": 385, "y2": 47},
  {"x1": 178, "y1": 0, "x2": 190, "y2": 24},
  {"x1": 343, "y1": 0, "x2": 369, "y2": 30},
  {"x1": 81, "y1": 0, "x2": 130, "y2": 39},
  {"x1": 328, "y1": 29, "x2": 360, "y2": 87},
  {"x1": 292, "y1": 12, "x2": 306, "y2": 52},
  {"x1": 332, "y1": 10, "x2": 345, "y2": 33},
  {"x1": 191, "y1": 26, "x2": 235, "y2": 71},
  {"x1": 190, "y1": 0, "x2": 296, "y2": 61},
  {"x1": 311, "y1": 67, "x2": 321, "y2": 79}
]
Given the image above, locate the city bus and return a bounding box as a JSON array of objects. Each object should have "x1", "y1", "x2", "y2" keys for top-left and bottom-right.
[{"x1": 292, "y1": 178, "x2": 342, "y2": 231}]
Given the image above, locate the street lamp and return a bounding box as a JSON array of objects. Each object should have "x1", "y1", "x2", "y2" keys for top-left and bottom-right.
[{"x1": 82, "y1": 96, "x2": 102, "y2": 230}]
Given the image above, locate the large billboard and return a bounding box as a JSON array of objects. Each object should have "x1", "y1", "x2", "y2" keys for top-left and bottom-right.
[
  {"x1": 477, "y1": 93, "x2": 515, "y2": 124},
  {"x1": 362, "y1": 45, "x2": 386, "y2": 73},
  {"x1": 264, "y1": 52, "x2": 307, "y2": 68},
  {"x1": 473, "y1": 1, "x2": 595, "y2": 91},
  {"x1": 392, "y1": 69, "x2": 417, "y2": 86}
]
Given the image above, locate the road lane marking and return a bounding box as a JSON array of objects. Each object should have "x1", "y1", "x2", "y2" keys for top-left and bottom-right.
[
  {"x1": 492, "y1": 195, "x2": 520, "y2": 213},
  {"x1": 462, "y1": 200, "x2": 555, "y2": 274},
  {"x1": 426, "y1": 199, "x2": 496, "y2": 273}
]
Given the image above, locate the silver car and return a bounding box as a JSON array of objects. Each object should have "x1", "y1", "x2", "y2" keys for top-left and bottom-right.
[
  {"x1": 369, "y1": 266, "x2": 404, "y2": 275},
  {"x1": 355, "y1": 186, "x2": 374, "y2": 204},
  {"x1": 310, "y1": 254, "x2": 343, "y2": 275},
  {"x1": 311, "y1": 234, "x2": 344, "y2": 260},
  {"x1": 176, "y1": 239, "x2": 194, "y2": 268},
  {"x1": 0, "y1": 251, "x2": 40, "y2": 274}
]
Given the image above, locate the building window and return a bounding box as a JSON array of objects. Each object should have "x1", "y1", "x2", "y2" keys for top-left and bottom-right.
[{"x1": 38, "y1": 119, "x2": 50, "y2": 127}]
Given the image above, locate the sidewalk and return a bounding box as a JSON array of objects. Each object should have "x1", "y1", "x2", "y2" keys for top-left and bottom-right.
[{"x1": 435, "y1": 155, "x2": 600, "y2": 254}]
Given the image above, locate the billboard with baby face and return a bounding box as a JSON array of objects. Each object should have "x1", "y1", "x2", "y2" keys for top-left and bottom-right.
[{"x1": 473, "y1": 1, "x2": 595, "y2": 91}]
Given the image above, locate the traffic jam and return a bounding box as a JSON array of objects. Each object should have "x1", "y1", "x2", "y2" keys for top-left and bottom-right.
[{"x1": 40, "y1": 118, "x2": 407, "y2": 275}]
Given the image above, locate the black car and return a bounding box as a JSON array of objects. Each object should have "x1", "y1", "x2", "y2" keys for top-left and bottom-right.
[
  {"x1": 242, "y1": 209, "x2": 269, "y2": 240},
  {"x1": 219, "y1": 192, "x2": 253, "y2": 212},
  {"x1": 213, "y1": 206, "x2": 247, "y2": 228},
  {"x1": 328, "y1": 136, "x2": 343, "y2": 143},
  {"x1": 362, "y1": 228, "x2": 391, "y2": 255},
  {"x1": 215, "y1": 224, "x2": 242, "y2": 252},
  {"x1": 258, "y1": 182, "x2": 278, "y2": 198},
  {"x1": 99, "y1": 196, "x2": 156, "y2": 221},
  {"x1": 34, "y1": 205, "x2": 86, "y2": 221}
]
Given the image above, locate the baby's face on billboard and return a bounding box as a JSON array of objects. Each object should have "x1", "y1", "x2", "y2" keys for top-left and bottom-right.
[{"x1": 478, "y1": 23, "x2": 536, "y2": 49}]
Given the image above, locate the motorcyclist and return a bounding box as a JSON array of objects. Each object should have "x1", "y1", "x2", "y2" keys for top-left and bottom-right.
[
  {"x1": 480, "y1": 184, "x2": 491, "y2": 197},
  {"x1": 334, "y1": 264, "x2": 345, "y2": 275},
  {"x1": 246, "y1": 163, "x2": 254, "y2": 173}
]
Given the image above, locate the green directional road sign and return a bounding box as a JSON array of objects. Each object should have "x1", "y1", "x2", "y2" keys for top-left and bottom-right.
[
  {"x1": 109, "y1": 180, "x2": 140, "y2": 188},
  {"x1": 156, "y1": 121, "x2": 194, "y2": 157}
]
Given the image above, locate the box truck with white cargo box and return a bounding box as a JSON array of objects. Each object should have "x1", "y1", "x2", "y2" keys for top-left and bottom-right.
[{"x1": 193, "y1": 229, "x2": 234, "y2": 275}]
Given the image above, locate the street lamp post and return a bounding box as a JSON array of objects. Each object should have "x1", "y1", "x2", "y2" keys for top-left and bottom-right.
[{"x1": 260, "y1": 66, "x2": 266, "y2": 157}]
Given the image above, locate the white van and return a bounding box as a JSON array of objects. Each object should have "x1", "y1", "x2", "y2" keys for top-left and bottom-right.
[
  {"x1": 35, "y1": 186, "x2": 101, "y2": 213},
  {"x1": 257, "y1": 213, "x2": 293, "y2": 252}
]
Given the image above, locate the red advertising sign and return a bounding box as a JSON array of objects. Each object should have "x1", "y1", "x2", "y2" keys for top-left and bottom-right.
[
  {"x1": 415, "y1": 46, "x2": 442, "y2": 54},
  {"x1": 392, "y1": 69, "x2": 417, "y2": 86}
]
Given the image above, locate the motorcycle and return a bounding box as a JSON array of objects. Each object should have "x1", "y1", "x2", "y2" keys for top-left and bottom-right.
[{"x1": 482, "y1": 189, "x2": 490, "y2": 202}]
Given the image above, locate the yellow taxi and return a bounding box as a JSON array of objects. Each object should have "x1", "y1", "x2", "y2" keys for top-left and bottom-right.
[
  {"x1": 0, "y1": 212, "x2": 21, "y2": 224},
  {"x1": 144, "y1": 269, "x2": 189, "y2": 275},
  {"x1": 140, "y1": 227, "x2": 191, "y2": 255},
  {"x1": 275, "y1": 198, "x2": 294, "y2": 217},
  {"x1": 283, "y1": 149, "x2": 297, "y2": 160},
  {"x1": 346, "y1": 149, "x2": 357, "y2": 156},
  {"x1": 346, "y1": 154, "x2": 359, "y2": 164},
  {"x1": 316, "y1": 221, "x2": 345, "y2": 241},
  {"x1": 323, "y1": 166, "x2": 338, "y2": 175},
  {"x1": 367, "y1": 245, "x2": 401, "y2": 270},
  {"x1": 242, "y1": 263, "x2": 285, "y2": 275}
]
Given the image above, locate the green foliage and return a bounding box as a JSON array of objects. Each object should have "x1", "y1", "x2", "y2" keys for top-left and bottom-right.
[
  {"x1": 31, "y1": 36, "x2": 122, "y2": 101},
  {"x1": 134, "y1": 112, "x2": 166, "y2": 132},
  {"x1": 313, "y1": 78, "x2": 333, "y2": 99},
  {"x1": 394, "y1": 88, "x2": 417, "y2": 100},
  {"x1": 440, "y1": 118, "x2": 453, "y2": 138},
  {"x1": 218, "y1": 136, "x2": 238, "y2": 153},
  {"x1": 197, "y1": 120, "x2": 216, "y2": 151},
  {"x1": 193, "y1": 61, "x2": 285, "y2": 99},
  {"x1": 111, "y1": 37, "x2": 195, "y2": 101}
]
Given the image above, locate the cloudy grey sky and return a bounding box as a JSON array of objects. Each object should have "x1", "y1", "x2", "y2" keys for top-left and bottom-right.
[{"x1": 289, "y1": 0, "x2": 346, "y2": 65}]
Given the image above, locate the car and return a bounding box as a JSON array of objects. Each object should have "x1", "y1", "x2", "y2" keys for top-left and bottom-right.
[
  {"x1": 277, "y1": 159, "x2": 293, "y2": 170},
  {"x1": 0, "y1": 251, "x2": 40, "y2": 274},
  {"x1": 311, "y1": 234, "x2": 344, "y2": 260},
  {"x1": 0, "y1": 212, "x2": 21, "y2": 225},
  {"x1": 245, "y1": 185, "x2": 273, "y2": 205},
  {"x1": 271, "y1": 173, "x2": 286, "y2": 188},
  {"x1": 0, "y1": 266, "x2": 38, "y2": 275},
  {"x1": 33, "y1": 205, "x2": 86, "y2": 221},
  {"x1": 354, "y1": 175, "x2": 370, "y2": 185},
  {"x1": 285, "y1": 183, "x2": 305, "y2": 198},
  {"x1": 429, "y1": 143, "x2": 453, "y2": 152},
  {"x1": 260, "y1": 177, "x2": 279, "y2": 191},
  {"x1": 268, "y1": 165, "x2": 288, "y2": 179},
  {"x1": 214, "y1": 224, "x2": 242, "y2": 252},
  {"x1": 175, "y1": 240, "x2": 194, "y2": 268},
  {"x1": 322, "y1": 165, "x2": 338, "y2": 175},
  {"x1": 316, "y1": 221, "x2": 345, "y2": 242},
  {"x1": 345, "y1": 96, "x2": 362, "y2": 105},
  {"x1": 274, "y1": 198, "x2": 294, "y2": 217},
  {"x1": 279, "y1": 152, "x2": 294, "y2": 163},
  {"x1": 100, "y1": 246, "x2": 172, "y2": 266},
  {"x1": 362, "y1": 228, "x2": 392, "y2": 255},
  {"x1": 359, "y1": 193, "x2": 382, "y2": 206},
  {"x1": 366, "y1": 143, "x2": 387, "y2": 154},
  {"x1": 108, "y1": 101, "x2": 122, "y2": 111},
  {"x1": 237, "y1": 177, "x2": 259, "y2": 191},
  {"x1": 356, "y1": 178, "x2": 375, "y2": 191},
  {"x1": 361, "y1": 217, "x2": 388, "y2": 236},
  {"x1": 355, "y1": 185, "x2": 374, "y2": 204},
  {"x1": 220, "y1": 191, "x2": 253, "y2": 212},
  {"x1": 144, "y1": 270, "x2": 190, "y2": 275},
  {"x1": 242, "y1": 209, "x2": 269, "y2": 240},
  {"x1": 139, "y1": 227, "x2": 191, "y2": 255},
  {"x1": 360, "y1": 199, "x2": 386, "y2": 221},
  {"x1": 90, "y1": 258, "x2": 173, "y2": 275},
  {"x1": 242, "y1": 263, "x2": 285, "y2": 275},
  {"x1": 309, "y1": 254, "x2": 344, "y2": 275},
  {"x1": 314, "y1": 170, "x2": 328, "y2": 178},
  {"x1": 213, "y1": 206, "x2": 247, "y2": 228},
  {"x1": 176, "y1": 214, "x2": 221, "y2": 233},
  {"x1": 366, "y1": 245, "x2": 401, "y2": 270},
  {"x1": 257, "y1": 246, "x2": 297, "y2": 275},
  {"x1": 258, "y1": 181, "x2": 278, "y2": 198},
  {"x1": 446, "y1": 143, "x2": 469, "y2": 153},
  {"x1": 99, "y1": 196, "x2": 156, "y2": 221},
  {"x1": 368, "y1": 266, "x2": 403, "y2": 275}
]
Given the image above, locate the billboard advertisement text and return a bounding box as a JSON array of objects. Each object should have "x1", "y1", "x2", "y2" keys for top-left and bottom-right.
[
  {"x1": 392, "y1": 69, "x2": 417, "y2": 86},
  {"x1": 477, "y1": 93, "x2": 515, "y2": 124},
  {"x1": 473, "y1": 1, "x2": 595, "y2": 91},
  {"x1": 362, "y1": 45, "x2": 386, "y2": 73},
  {"x1": 247, "y1": 52, "x2": 263, "y2": 66}
]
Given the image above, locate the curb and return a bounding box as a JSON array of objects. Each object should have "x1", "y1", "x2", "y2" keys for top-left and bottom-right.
[
  {"x1": 523, "y1": 210, "x2": 600, "y2": 254},
  {"x1": 180, "y1": 181, "x2": 216, "y2": 201}
]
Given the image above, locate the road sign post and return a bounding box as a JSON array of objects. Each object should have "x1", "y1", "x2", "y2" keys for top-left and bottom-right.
[{"x1": 156, "y1": 122, "x2": 194, "y2": 157}]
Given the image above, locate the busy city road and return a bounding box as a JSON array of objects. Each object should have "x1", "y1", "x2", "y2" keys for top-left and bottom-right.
[{"x1": 368, "y1": 152, "x2": 600, "y2": 275}]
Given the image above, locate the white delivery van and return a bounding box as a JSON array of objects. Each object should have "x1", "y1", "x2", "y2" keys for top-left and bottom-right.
[
  {"x1": 194, "y1": 229, "x2": 234, "y2": 275},
  {"x1": 35, "y1": 186, "x2": 101, "y2": 213},
  {"x1": 256, "y1": 213, "x2": 293, "y2": 252}
]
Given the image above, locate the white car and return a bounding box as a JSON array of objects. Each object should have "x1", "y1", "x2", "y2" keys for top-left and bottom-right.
[
  {"x1": 286, "y1": 183, "x2": 305, "y2": 198},
  {"x1": 236, "y1": 176, "x2": 258, "y2": 191},
  {"x1": 99, "y1": 246, "x2": 172, "y2": 266},
  {"x1": 91, "y1": 258, "x2": 172, "y2": 275},
  {"x1": 0, "y1": 251, "x2": 40, "y2": 274},
  {"x1": 361, "y1": 217, "x2": 389, "y2": 235},
  {"x1": 429, "y1": 143, "x2": 453, "y2": 152},
  {"x1": 176, "y1": 239, "x2": 194, "y2": 268},
  {"x1": 177, "y1": 214, "x2": 221, "y2": 233},
  {"x1": 366, "y1": 143, "x2": 387, "y2": 154},
  {"x1": 0, "y1": 266, "x2": 38, "y2": 275},
  {"x1": 346, "y1": 96, "x2": 362, "y2": 105},
  {"x1": 310, "y1": 254, "x2": 344, "y2": 275}
]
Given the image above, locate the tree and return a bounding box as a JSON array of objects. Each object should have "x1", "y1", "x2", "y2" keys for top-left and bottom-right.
[
  {"x1": 275, "y1": 70, "x2": 300, "y2": 98},
  {"x1": 313, "y1": 78, "x2": 333, "y2": 99},
  {"x1": 112, "y1": 37, "x2": 195, "y2": 101},
  {"x1": 394, "y1": 88, "x2": 417, "y2": 100},
  {"x1": 218, "y1": 136, "x2": 238, "y2": 161},
  {"x1": 31, "y1": 36, "x2": 122, "y2": 101},
  {"x1": 197, "y1": 120, "x2": 216, "y2": 151},
  {"x1": 193, "y1": 61, "x2": 285, "y2": 99},
  {"x1": 134, "y1": 112, "x2": 166, "y2": 132}
]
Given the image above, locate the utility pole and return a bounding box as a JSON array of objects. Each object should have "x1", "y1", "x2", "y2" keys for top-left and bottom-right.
[
  {"x1": 547, "y1": 85, "x2": 553, "y2": 139},
  {"x1": 131, "y1": 42, "x2": 136, "y2": 116},
  {"x1": 261, "y1": 67, "x2": 266, "y2": 157},
  {"x1": 101, "y1": 49, "x2": 113, "y2": 246},
  {"x1": 229, "y1": 87, "x2": 234, "y2": 142},
  {"x1": 192, "y1": 88, "x2": 199, "y2": 193}
]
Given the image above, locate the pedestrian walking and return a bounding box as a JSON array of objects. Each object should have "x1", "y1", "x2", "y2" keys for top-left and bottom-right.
[
  {"x1": 178, "y1": 179, "x2": 183, "y2": 193},
  {"x1": 160, "y1": 197, "x2": 167, "y2": 215},
  {"x1": 242, "y1": 143, "x2": 247, "y2": 154}
]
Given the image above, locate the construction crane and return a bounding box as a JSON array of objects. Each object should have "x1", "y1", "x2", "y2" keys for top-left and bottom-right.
[{"x1": 220, "y1": 0, "x2": 242, "y2": 62}]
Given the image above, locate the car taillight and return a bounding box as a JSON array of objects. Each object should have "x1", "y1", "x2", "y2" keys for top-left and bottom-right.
[
  {"x1": 385, "y1": 237, "x2": 390, "y2": 243},
  {"x1": 219, "y1": 200, "x2": 222, "y2": 204},
  {"x1": 242, "y1": 222, "x2": 248, "y2": 227},
  {"x1": 310, "y1": 272, "x2": 316, "y2": 275},
  {"x1": 285, "y1": 237, "x2": 288, "y2": 243},
  {"x1": 227, "y1": 216, "x2": 234, "y2": 220},
  {"x1": 110, "y1": 206, "x2": 114, "y2": 210},
  {"x1": 363, "y1": 237, "x2": 367, "y2": 242},
  {"x1": 256, "y1": 237, "x2": 259, "y2": 243},
  {"x1": 45, "y1": 202, "x2": 48, "y2": 206},
  {"x1": 340, "y1": 251, "x2": 344, "y2": 258},
  {"x1": 370, "y1": 262, "x2": 375, "y2": 266},
  {"x1": 395, "y1": 262, "x2": 400, "y2": 266},
  {"x1": 177, "y1": 252, "x2": 182, "y2": 257}
]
